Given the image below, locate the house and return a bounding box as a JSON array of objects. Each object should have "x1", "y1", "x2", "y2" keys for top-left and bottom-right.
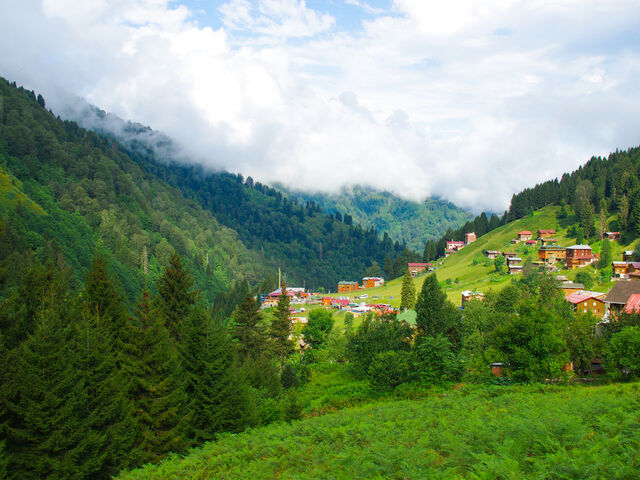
[
  {"x1": 465, "y1": 232, "x2": 477, "y2": 244},
  {"x1": 541, "y1": 238, "x2": 557, "y2": 246},
  {"x1": 623, "y1": 250, "x2": 634, "y2": 261},
  {"x1": 525, "y1": 239, "x2": 538, "y2": 245},
  {"x1": 623, "y1": 294, "x2": 640, "y2": 314},
  {"x1": 565, "y1": 291, "x2": 607, "y2": 317},
  {"x1": 604, "y1": 232, "x2": 621, "y2": 240},
  {"x1": 337, "y1": 281, "x2": 359, "y2": 293},
  {"x1": 508, "y1": 264, "x2": 523, "y2": 274},
  {"x1": 626, "y1": 262, "x2": 640, "y2": 275},
  {"x1": 517, "y1": 230, "x2": 532, "y2": 241},
  {"x1": 566, "y1": 245, "x2": 596, "y2": 270},
  {"x1": 321, "y1": 297, "x2": 332, "y2": 306},
  {"x1": 362, "y1": 277, "x2": 384, "y2": 288},
  {"x1": 603, "y1": 281, "x2": 640, "y2": 317},
  {"x1": 502, "y1": 252, "x2": 518, "y2": 258},
  {"x1": 506, "y1": 256, "x2": 522, "y2": 265},
  {"x1": 484, "y1": 250, "x2": 500, "y2": 259},
  {"x1": 268, "y1": 288, "x2": 297, "y2": 300},
  {"x1": 537, "y1": 229, "x2": 557, "y2": 239},
  {"x1": 538, "y1": 246, "x2": 566, "y2": 263},
  {"x1": 407, "y1": 263, "x2": 432, "y2": 276},
  {"x1": 446, "y1": 240, "x2": 465, "y2": 251},
  {"x1": 461, "y1": 290, "x2": 484, "y2": 308},
  {"x1": 612, "y1": 261, "x2": 629, "y2": 278},
  {"x1": 559, "y1": 282, "x2": 585, "y2": 296}
]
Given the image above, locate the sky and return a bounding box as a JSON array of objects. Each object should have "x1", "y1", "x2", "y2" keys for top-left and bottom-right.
[{"x1": 1, "y1": 0, "x2": 640, "y2": 213}]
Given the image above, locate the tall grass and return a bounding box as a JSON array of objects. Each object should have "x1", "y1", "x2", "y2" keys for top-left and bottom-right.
[{"x1": 118, "y1": 382, "x2": 640, "y2": 480}]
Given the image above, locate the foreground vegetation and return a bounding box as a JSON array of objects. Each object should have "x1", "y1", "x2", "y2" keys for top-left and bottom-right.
[{"x1": 118, "y1": 381, "x2": 640, "y2": 480}]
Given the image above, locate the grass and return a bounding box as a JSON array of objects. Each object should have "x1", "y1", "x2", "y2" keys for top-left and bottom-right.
[
  {"x1": 0, "y1": 167, "x2": 47, "y2": 215},
  {"x1": 117, "y1": 381, "x2": 640, "y2": 480},
  {"x1": 329, "y1": 205, "x2": 638, "y2": 307}
]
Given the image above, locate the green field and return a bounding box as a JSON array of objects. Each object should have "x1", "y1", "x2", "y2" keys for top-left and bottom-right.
[
  {"x1": 118, "y1": 381, "x2": 640, "y2": 480},
  {"x1": 331, "y1": 206, "x2": 638, "y2": 308}
]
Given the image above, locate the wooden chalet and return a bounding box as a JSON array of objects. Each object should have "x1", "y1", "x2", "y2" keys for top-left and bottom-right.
[
  {"x1": 565, "y1": 291, "x2": 607, "y2": 317},
  {"x1": 337, "y1": 281, "x2": 359, "y2": 293},
  {"x1": 446, "y1": 240, "x2": 465, "y2": 252},
  {"x1": 517, "y1": 230, "x2": 532, "y2": 241},
  {"x1": 566, "y1": 245, "x2": 596, "y2": 270},
  {"x1": 502, "y1": 252, "x2": 518, "y2": 258},
  {"x1": 612, "y1": 261, "x2": 629, "y2": 278},
  {"x1": 484, "y1": 250, "x2": 500, "y2": 259},
  {"x1": 537, "y1": 229, "x2": 556, "y2": 239},
  {"x1": 541, "y1": 238, "x2": 557, "y2": 246},
  {"x1": 603, "y1": 281, "x2": 640, "y2": 317},
  {"x1": 538, "y1": 245, "x2": 566, "y2": 263},
  {"x1": 508, "y1": 264, "x2": 523, "y2": 275},
  {"x1": 525, "y1": 239, "x2": 538, "y2": 245},
  {"x1": 407, "y1": 263, "x2": 432, "y2": 276},
  {"x1": 362, "y1": 277, "x2": 384, "y2": 288},
  {"x1": 559, "y1": 282, "x2": 585, "y2": 295},
  {"x1": 465, "y1": 232, "x2": 477, "y2": 244},
  {"x1": 623, "y1": 250, "x2": 634, "y2": 261},
  {"x1": 461, "y1": 290, "x2": 484, "y2": 308},
  {"x1": 506, "y1": 256, "x2": 522, "y2": 265},
  {"x1": 604, "y1": 232, "x2": 621, "y2": 240}
]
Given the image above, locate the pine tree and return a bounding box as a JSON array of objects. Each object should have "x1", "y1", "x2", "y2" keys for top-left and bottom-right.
[
  {"x1": 120, "y1": 291, "x2": 187, "y2": 468},
  {"x1": 599, "y1": 239, "x2": 613, "y2": 269},
  {"x1": 157, "y1": 252, "x2": 197, "y2": 342},
  {"x1": 400, "y1": 268, "x2": 416, "y2": 311},
  {"x1": 3, "y1": 287, "x2": 102, "y2": 480},
  {"x1": 84, "y1": 255, "x2": 124, "y2": 328},
  {"x1": 182, "y1": 310, "x2": 252, "y2": 445},
  {"x1": 415, "y1": 273, "x2": 460, "y2": 343},
  {"x1": 618, "y1": 194, "x2": 629, "y2": 230},
  {"x1": 232, "y1": 294, "x2": 267, "y2": 361},
  {"x1": 270, "y1": 283, "x2": 294, "y2": 369}
]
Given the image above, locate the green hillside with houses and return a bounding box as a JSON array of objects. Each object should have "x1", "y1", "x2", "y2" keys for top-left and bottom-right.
[{"x1": 330, "y1": 204, "x2": 637, "y2": 308}]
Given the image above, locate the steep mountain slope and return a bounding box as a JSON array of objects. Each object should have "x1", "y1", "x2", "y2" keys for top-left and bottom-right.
[
  {"x1": 281, "y1": 185, "x2": 472, "y2": 251},
  {"x1": 0, "y1": 78, "x2": 408, "y2": 301}
]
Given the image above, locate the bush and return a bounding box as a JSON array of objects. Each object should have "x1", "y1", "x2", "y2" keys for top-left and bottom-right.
[
  {"x1": 413, "y1": 335, "x2": 460, "y2": 385},
  {"x1": 367, "y1": 350, "x2": 414, "y2": 389},
  {"x1": 606, "y1": 326, "x2": 640, "y2": 377},
  {"x1": 281, "y1": 364, "x2": 299, "y2": 389}
]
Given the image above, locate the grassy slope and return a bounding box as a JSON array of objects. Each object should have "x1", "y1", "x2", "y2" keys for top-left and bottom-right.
[
  {"x1": 0, "y1": 168, "x2": 46, "y2": 215},
  {"x1": 118, "y1": 381, "x2": 640, "y2": 480},
  {"x1": 331, "y1": 205, "x2": 638, "y2": 307}
]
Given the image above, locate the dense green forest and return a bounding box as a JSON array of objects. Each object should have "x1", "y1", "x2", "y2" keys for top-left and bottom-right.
[
  {"x1": 423, "y1": 146, "x2": 640, "y2": 262},
  {"x1": 0, "y1": 77, "x2": 410, "y2": 302},
  {"x1": 280, "y1": 184, "x2": 472, "y2": 251}
]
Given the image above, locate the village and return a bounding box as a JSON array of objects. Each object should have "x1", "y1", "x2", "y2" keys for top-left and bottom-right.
[{"x1": 257, "y1": 217, "x2": 640, "y2": 354}]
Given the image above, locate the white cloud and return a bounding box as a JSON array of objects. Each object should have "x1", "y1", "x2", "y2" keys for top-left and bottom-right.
[{"x1": 1, "y1": 0, "x2": 639, "y2": 213}]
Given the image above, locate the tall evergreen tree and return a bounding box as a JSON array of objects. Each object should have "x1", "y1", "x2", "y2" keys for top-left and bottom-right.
[
  {"x1": 400, "y1": 268, "x2": 416, "y2": 311},
  {"x1": 232, "y1": 294, "x2": 267, "y2": 361},
  {"x1": 414, "y1": 273, "x2": 460, "y2": 343},
  {"x1": 120, "y1": 291, "x2": 186, "y2": 468},
  {"x1": 84, "y1": 254, "x2": 125, "y2": 331},
  {"x1": 183, "y1": 312, "x2": 252, "y2": 444},
  {"x1": 3, "y1": 281, "x2": 102, "y2": 480},
  {"x1": 269, "y1": 283, "x2": 294, "y2": 369},
  {"x1": 157, "y1": 252, "x2": 198, "y2": 342}
]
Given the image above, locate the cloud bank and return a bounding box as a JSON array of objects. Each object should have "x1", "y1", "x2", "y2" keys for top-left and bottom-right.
[{"x1": 1, "y1": 0, "x2": 640, "y2": 212}]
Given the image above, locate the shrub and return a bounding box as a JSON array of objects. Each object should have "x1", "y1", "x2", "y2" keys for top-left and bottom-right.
[
  {"x1": 413, "y1": 334, "x2": 460, "y2": 385},
  {"x1": 606, "y1": 326, "x2": 640, "y2": 377},
  {"x1": 367, "y1": 350, "x2": 414, "y2": 389}
]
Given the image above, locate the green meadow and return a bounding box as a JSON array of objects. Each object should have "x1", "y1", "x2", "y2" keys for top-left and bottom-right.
[{"x1": 118, "y1": 381, "x2": 640, "y2": 480}]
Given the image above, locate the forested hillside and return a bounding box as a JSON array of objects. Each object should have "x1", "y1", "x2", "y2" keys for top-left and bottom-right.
[
  {"x1": 0, "y1": 78, "x2": 409, "y2": 301},
  {"x1": 423, "y1": 146, "x2": 640, "y2": 262},
  {"x1": 280, "y1": 185, "x2": 472, "y2": 251}
]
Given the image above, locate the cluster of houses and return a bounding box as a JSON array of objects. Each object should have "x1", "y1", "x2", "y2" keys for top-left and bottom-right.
[
  {"x1": 483, "y1": 250, "x2": 524, "y2": 274},
  {"x1": 337, "y1": 276, "x2": 385, "y2": 293},
  {"x1": 445, "y1": 232, "x2": 476, "y2": 257}
]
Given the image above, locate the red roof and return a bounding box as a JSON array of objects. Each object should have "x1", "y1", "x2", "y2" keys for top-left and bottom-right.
[
  {"x1": 565, "y1": 291, "x2": 605, "y2": 305},
  {"x1": 623, "y1": 294, "x2": 640, "y2": 314},
  {"x1": 538, "y1": 229, "x2": 556, "y2": 234},
  {"x1": 518, "y1": 231, "x2": 532, "y2": 235},
  {"x1": 408, "y1": 263, "x2": 429, "y2": 267},
  {"x1": 525, "y1": 240, "x2": 537, "y2": 244}
]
